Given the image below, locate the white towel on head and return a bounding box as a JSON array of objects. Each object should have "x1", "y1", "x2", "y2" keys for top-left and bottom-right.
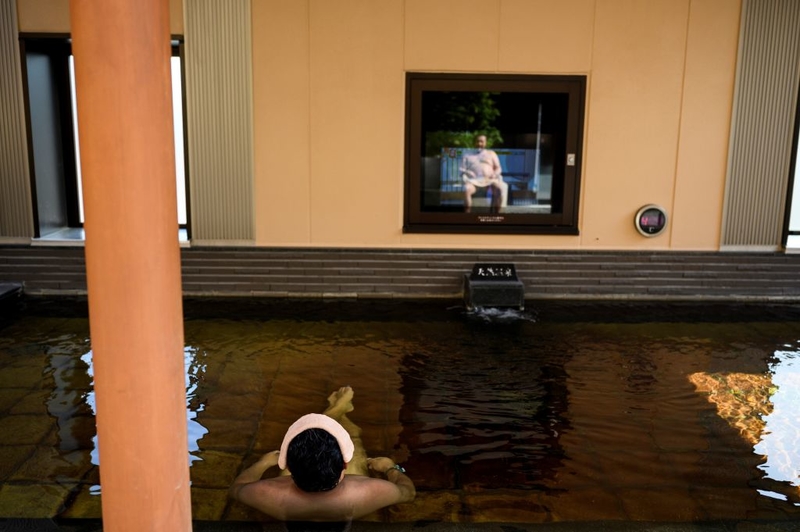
[{"x1": 278, "y1": 413, "x2": 355, "y2": 470}]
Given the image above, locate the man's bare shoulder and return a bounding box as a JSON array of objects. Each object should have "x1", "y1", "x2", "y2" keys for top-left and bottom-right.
[
  {"x1": 231, "y1": 476, "x2": 296, "y2": 520},
  {"x1": 234, "y1": 476, "x2": 295, "y2": 498},
  {"x1": 238, "y1": 475, "x2": 403, "y2": 521},
  {"x1": 340, "y1": 475, "x2": 404, "y2": 499},
  {"x1": 240, "y1": 475, "x2": 294, "y2": 491},
  {"x1": 337, "y1": 476, "x2": 411, "y2": 518}
]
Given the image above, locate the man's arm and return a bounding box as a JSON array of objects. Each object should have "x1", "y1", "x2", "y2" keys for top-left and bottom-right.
[
  {"x1": 460, "y1": 156, "x2": 476, "y2": 181},
  {"x1": 229, "y1": 450, "x2": 280, "y2": 500},
  {"x1": 366, "y1": 457, "x2": 416, "y2": 503},
  {"x1": 229, "y1": 450, "x2": 289, "y2": 520},
  {"x1": 491, "y1": 151, "x2": 502, "y2": 178}
]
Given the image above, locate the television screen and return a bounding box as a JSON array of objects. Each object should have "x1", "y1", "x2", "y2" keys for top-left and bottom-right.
[{"x1": 405, "y1": 74, "x2": 586, "y2": 234}]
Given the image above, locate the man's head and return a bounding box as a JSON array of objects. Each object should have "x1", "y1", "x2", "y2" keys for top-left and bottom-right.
[
  {"x1": 475, "y1": 134, "x2": 487, "y2": 150},
  {"x1": 278, "y1": 413, "x2": 355, "y2": 493},
  {"x1": 286, "y1": 428, "x2": 344, "y2": 491}
]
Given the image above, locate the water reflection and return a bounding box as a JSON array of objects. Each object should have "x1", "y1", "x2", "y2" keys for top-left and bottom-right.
[
  {"x1": 47, "y1": 343, "x2": 209, "y2": 492},
  {"x1": 689, "y1": 343, "x2": 800, "y2": 505},
  {"x1": 755, "y1": 346, "x2": 800, "y2": 504},
  {"x1": 13, "y1": 300, "x2": 800, "y2": 523},
  {"x1": 77, "y1": 351, "x2": 98, "y2": 468},
  {"x1": 185, "y1": 345, "x2": 209, "y2": 463},
  {"x1": 45, "y1": 334, "x2": 94, "y2": 454},
  {"x1": 397, "y1": 315, "x2": 569, "y2": 490}
]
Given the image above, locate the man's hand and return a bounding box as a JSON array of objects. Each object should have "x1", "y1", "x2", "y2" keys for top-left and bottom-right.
[
  {"x1": 366, "y1": 456, "x2": 415, "y2": 503},
  {"x1": 257, "y1": 450, "x2": 280, "y2": 469},
  {"x1": 366, "y1": 456, "x2": 396, "y2": 474}
]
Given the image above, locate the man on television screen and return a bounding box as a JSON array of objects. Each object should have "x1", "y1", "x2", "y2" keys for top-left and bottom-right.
[{"x1": 460, "y1": 134, "x2": 508, "y2": 213}]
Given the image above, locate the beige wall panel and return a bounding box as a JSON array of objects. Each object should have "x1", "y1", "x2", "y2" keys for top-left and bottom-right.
[
  {"x1": 498, "y1": 0, "x2": 596, "y2": 73},
  {"x1": 308, "y1": 0, "x2": 405, "y2": 245},
  {"x1": 405, "y1": 0, "x2": 500, "y2": 72},
  {"x1": 252, "y1": 0, "x2": 311, "y2": 245},
  {"x1": 10, "y1": 0, "x2": 748, "y2": 251},
  {"x1": 580, "y1": 0, "x2": 689, "y2": 249},
  {"x1": 671, "y1": 0, "x2": 740, "y2": 250},
  {"x1": 169, "y1": 0, "x2": 184, "y2": 35},
  {"x1": 17, "y1": 0, "x2": 184, "y2": 35},
  {"x1": 16, "y1": 0, "x2": 69, "y2": 32}
]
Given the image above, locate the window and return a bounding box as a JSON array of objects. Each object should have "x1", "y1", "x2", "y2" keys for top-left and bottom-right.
[
  {"x1": 785, "y1": 87, "x2": 800, "y2": 251},
  {"x1": 404, "y1": 73, "x2": 586, "y2": 234},
  {"x1": 21, "y1": 36, "x2": 189, "y2": 239}
]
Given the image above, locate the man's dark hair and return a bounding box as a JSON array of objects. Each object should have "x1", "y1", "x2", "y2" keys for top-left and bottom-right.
[{"x1": 286, "y1": 428, "x2": 344, "y2": 492}]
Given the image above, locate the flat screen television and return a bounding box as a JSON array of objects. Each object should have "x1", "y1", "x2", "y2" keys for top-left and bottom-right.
[{"x1": 404, "y1": 73, "x2": 586, "y2": 234}]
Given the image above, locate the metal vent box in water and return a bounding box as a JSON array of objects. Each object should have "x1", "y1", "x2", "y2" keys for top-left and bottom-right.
[{"x1": 463, "y1": 263, "x2": 524, "y2": 310}]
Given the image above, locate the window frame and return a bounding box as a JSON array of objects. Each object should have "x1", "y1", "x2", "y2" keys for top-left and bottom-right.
[
  {"x1": 782, "y1": 80, "x2": 800, "y2": 249},
  {"x1": 403, "y1": 72, "x2": 586, "y2": 235},
  {"x1": 19, "y1": 34, "x2": 190, "y2": 238},
  {"x1": 20, "y1": 35, "x2": 79, "y2": 237}
]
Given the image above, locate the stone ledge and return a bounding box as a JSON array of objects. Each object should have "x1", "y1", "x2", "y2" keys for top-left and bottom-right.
[{"x1": 3, "y1": 246, "x2": 800, "y2": 301}]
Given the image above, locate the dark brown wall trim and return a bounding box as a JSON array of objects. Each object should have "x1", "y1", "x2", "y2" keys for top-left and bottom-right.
[{"x1": 2, "y1": 245, "x2": 800, "y2": 301}]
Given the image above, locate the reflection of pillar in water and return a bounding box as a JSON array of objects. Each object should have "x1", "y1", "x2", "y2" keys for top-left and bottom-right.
[{"x1": 46, "y1": 339, "x2": 96, "y2": 457}]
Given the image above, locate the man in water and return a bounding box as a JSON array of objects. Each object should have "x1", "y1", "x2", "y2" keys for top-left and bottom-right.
[
  {"x1": 460, "y1": 134, "x2": 508, "y2": 213},
  {"x1": 229, "y1": 386, "x2": 415, "y2": 523}
]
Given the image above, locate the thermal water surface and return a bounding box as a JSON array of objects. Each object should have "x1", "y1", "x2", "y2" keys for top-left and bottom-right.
[{"x1": 0, "y1": 299, "x2": 798, "y2": 525}]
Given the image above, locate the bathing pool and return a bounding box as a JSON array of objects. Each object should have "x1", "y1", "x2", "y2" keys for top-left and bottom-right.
[{"x1": 0, "y1": 297, "x2": 799, "y2": 528}]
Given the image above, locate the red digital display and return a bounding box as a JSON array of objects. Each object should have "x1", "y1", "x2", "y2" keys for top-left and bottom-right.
[
  {"x1": 635, "y1": 205, "x2": 667, "y2": 236},
  {"x1": 640, "y1": 211, "x2": 664, "y2": 228}
]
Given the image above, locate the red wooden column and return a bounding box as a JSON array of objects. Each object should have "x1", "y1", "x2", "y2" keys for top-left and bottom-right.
[{"x1": 69, "y1": 1, "x2": 192, "y2": 530}]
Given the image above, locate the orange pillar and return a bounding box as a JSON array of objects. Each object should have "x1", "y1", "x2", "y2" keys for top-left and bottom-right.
[{"x1": 69, "y1": 1, "x2": 192, "y2": 531}]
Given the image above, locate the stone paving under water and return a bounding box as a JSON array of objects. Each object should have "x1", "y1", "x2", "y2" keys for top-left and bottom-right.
[{"x1": 0, "y1": 298, "x2": 799, "y2": 528}]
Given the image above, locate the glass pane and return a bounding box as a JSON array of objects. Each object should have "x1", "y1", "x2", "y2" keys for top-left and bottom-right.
[
  {"x1": 788, "y1": 107, "x2": 799, "y2": 249},
  {"x1": 420, "y1": 91, "x2": 567, "y2": 215},
  {"x1": 791, "y1": 162, "x2": 800, "y2": 232},
  {"x1": 171, "y1": 57, "x2": 187, "y2": 226},
  {"x1": 68, "y1": 56, "x2": 84, "y2": 224},
  {"x1": 68, "y1": 56, "x2": 187, "y2": 227}
]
